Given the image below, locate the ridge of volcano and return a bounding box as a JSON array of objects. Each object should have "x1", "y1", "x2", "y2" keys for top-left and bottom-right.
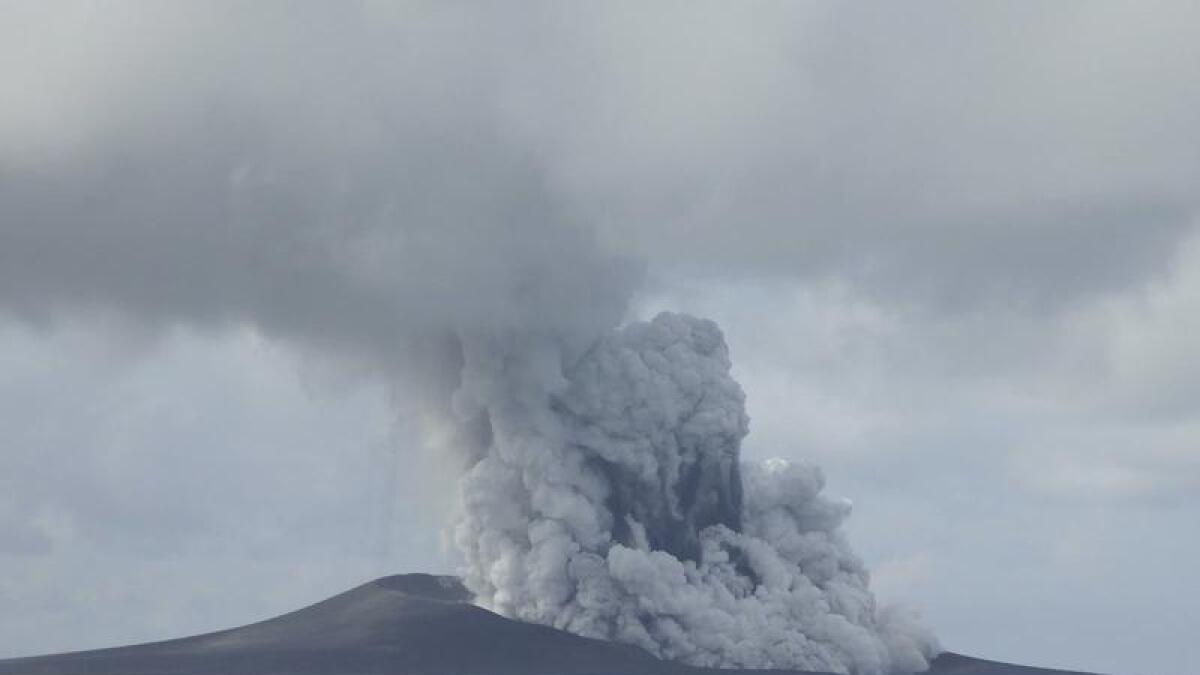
[{"x1": 0, "y1": 574, "x2": 1104, "y2": 675}]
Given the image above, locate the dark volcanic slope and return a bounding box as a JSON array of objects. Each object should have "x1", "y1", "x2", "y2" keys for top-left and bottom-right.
[
  {"x1": 926, "y1": 653, "x2": 1099, "y2": 675},
  {"x1": 0, "y1": 574, "x2": 1104, "y2": 675},
  {"x1": 0, "y1": 574, "x2": 802, "y2": 675}
]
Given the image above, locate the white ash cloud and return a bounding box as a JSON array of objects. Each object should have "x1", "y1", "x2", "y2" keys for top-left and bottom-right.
[{"x1": 453, "y1": 312, "x2": 937, "y2": 673}]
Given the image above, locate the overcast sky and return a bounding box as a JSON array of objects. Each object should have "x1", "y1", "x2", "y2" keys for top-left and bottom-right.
[{"x1": 1, "y1": 3, "x2": 1198, "y2": 675}]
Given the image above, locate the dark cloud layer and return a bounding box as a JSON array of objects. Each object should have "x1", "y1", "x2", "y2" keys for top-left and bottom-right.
[{"x1": 3, "y1": 3, "x2": 1198, "y2": 323}]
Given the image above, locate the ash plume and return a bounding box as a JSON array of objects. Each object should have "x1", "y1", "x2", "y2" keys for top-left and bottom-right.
[
  {"x1": 453, "y1": 313, "x2": 937, "y2": 674},
  {"x1": 0, "y1": 4, "x2": 938, "y2": 674}
]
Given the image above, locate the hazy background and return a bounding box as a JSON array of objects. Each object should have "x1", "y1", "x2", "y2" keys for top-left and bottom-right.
[{"x1": 1, "y1": 3, "x2": 1198, "y2": 675}]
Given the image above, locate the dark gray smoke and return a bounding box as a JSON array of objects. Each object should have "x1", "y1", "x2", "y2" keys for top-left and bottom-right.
[{"x1": 0, "y1": 4, "x2": 937, "y2": 674}]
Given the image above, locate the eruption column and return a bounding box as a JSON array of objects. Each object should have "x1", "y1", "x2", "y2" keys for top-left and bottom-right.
[{"x1": 453, "y1": 312, "x2": 938, "y2": 675}]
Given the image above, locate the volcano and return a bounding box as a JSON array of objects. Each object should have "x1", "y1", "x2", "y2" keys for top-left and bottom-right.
[{"x1": 0, "y1": 574, "x2": 1103, "y2": 675}]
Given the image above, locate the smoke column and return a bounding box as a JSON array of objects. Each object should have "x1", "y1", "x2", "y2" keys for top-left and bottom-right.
[
  {"x1": 0, "y1": 5, "x2": 937, "y2": 674},
  {"x1": 449, "y1": 313, "x2": 937, "y2": 675}
]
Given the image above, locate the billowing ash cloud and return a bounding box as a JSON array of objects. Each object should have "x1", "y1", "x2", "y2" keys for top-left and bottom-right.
[
  {"x1": 453, "y1": 312, "x2": 936, "y2": 674},
  {"x1": 0, "y1": 4, "x2": 937, "y2": 673}
]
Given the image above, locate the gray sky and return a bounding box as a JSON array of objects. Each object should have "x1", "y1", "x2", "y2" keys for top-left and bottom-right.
[{"x1": 1, "y1": 3, "x2": 1198, "y2": 675}]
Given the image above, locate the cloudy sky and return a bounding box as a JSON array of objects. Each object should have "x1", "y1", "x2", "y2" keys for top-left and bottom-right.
[{"x1": 1, "y1": 3, "x2": 1198, "y2": 675}]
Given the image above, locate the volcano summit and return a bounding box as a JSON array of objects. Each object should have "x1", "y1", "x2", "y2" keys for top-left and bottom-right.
[{"x1": 0, "y1": 574, "x2": 1102, "y2": 675}]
